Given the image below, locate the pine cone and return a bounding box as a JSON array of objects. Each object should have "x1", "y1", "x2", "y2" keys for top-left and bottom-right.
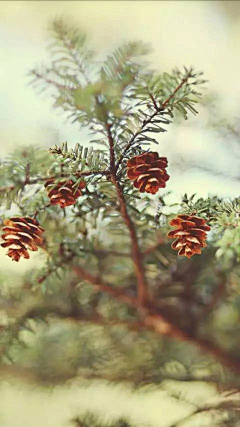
[
  {"x1": 45, "y1": 179, "x2": 85, "y2": 208},
  {"x1": 168, "y1": 214, "x2": 211, "y2": 259},
  {"x1": 127, "y1": 152, "x2": 169, "y2": 194},
  {"x1": 1, "y1": 217, "x2": 44, "y2": 262}
]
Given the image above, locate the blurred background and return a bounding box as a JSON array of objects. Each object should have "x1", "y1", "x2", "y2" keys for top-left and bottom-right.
[{"x1": 0, "y1": 1, "x2": 240, "y2": 426}]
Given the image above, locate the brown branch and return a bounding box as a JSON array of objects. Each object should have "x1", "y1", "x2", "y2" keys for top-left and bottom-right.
[
  {"x1": 23, "y1": 262, "x2": 240, "y2": 377},
  {"x1": 24, "y1": 264, "x2": 240, "y2": 377},
  {"x1": 116, "y1": 109, "x2": 162, "y2": 170},
  {"x1": 160, "y1": 74, "x2": 189, "y2": 110},
  {"x1": 6, "y1": 305, "x2": 143, "y2": 331},
  {"x1": 0, "y1": 184, "x2": 15, "y2": 193},
  {"x1": 56, "y1": 30, "x2": 91, "y2": 85},
  {"x1": 21, "y1": 67, "x2": 240, "y2": 377},
  {"x1": 40, "y1": 262, "x2": 240, "y2": 376},
  {"x1": 148, "y1": 91, "x2": 158, "y2": 110},
  {"x1": 29, "y1": 170, "x2": 110, "y2": 184},
  {"x1": 73, "y1": 265, "x2": 139, "y2": 308},
  {"x1": 98, "y1": 106, "x2": 148, "y2": 306},
  {"x1": 30, "y1": 70, "x2": 75, "y2": 91},
  {"x1": 111, "y1": 177, "x2": 148, "y2": 305},
  {"x1": 106, "y1": 122, "x2": 116, "y2": 172},
  {"x1": 145, "y1": 314, "x2": 240, "y2": 375},
  {"x1": 70, "y1": 266, "x2": 240, "y2": 376},
  {"x1": 0, "y1": 170, "x2": 110, "y2": 193},
  {"x1": 116, "y1": 71, "x2": 191, "y2": 170}
]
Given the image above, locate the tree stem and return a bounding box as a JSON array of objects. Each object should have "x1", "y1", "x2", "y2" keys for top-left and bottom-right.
[
  {"x1": 111, "y1": 176, "x2": 148, "y2": 305},
  {"x1": 102, "y1": 113, "x2": 148, "y2": 305}
]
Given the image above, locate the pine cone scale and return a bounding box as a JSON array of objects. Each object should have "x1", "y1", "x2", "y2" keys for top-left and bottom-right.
[
  {"x1": 45, "y1": 179, "x2": 85, "y2": 208},
  {"x1": 168, "y1": 214, "x2": 210, "y2": 258},
  {"x1": 127, "y1": 151, "x2": 169, "y2": 194},
  {"x1": 2, "y1": 227, "x2": 43, "y2": 245},
  {"x1": 1, "y1": 217, "x2": 45, "y2": 261},
  {"x1": 5, "y1": 217, "x2": 44, "y2": 235},
  {"x1": 185, "y1": 236, "x2": 201, "y2": 244},
  {"x1": 148, "y1": 167, "x2": 166, "y2": 174}
]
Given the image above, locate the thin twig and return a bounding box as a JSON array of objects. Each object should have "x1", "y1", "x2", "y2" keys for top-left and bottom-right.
[
  {"x1": 6, "y1": 305, "x2": 143, "y2": 331},
  {"x1": 67, "y1": 263, "x2": 240, "y2": 374},
  {"x1": 38, "y1": 263, "x2": 240, "y2": 376},
  {"x1": 116, "y1": 108, "x2": 163, "y2": 170},
  {"x1": 148, "y1": 91, "x2": 158, "y2": 110},
  {"x1": 73, "y1": 265, "x2": 139, "y2": 308},
  {"x1": 0, "y1": 170, "x2": 110, "y2": 193},
  {"x1": 106, "y1": 122, "x2": 116, "y2": 172},
  {"x1": 0, "y1": 184, "x2": 15, "y2": 193},
  {"x1": 116, "y1": 72, "x2": 191, "y2": 170},
  {"x1": 57, "y1": 30, "x2": 91, "y2": 85},
  {"x1": 145, "y1": 314, "x2": 240, "y2": 375},
  {"x1": 30, "y1": 70, "x2": 75, "y2": 91},
  {"x1": 160, "y1": 75, "x2": 189, "y2": 110}
]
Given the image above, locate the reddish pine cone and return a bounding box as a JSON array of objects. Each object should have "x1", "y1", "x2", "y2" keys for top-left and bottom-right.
[
  {"x1": 45, "y1": 179, "x2": 85, "y2": 208},
  {"x1": 168, "y1": 214, "x2": 211, "y2": 259},
  {"x1": 1, "y1": 217, "x2": 44, "y2": 262},
  {"x1": 127, "y1": 152, "x2": 169, "y2": 194}
]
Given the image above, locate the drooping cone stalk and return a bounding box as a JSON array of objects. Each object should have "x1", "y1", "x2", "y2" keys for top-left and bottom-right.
[
  {"x1": 127, "y1": 152, "x2": 169, "y2": 194},
  {"x1": 1, "y1": 217, "x2": 44, "y2": 262},
  {"x1": 45, "y1": 179, "x2": 85, "y2": 208},
  {"x1": 168, "y1": 214, "x2": 211, "y2": 259}
]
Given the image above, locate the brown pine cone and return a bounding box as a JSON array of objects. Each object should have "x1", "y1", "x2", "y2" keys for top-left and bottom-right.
[
  {"x1": 1, "y1": 217, "x2": 44, "y2": 262},
  {"x1": 45, "y1": 179, "x2": 85, "y2": 208},
  {"x1": 127, "y1": 152, "x2": 169, "y2": 194},
  {"x1": 168, "y1": 214, "x2": 211, "y2": 259}
]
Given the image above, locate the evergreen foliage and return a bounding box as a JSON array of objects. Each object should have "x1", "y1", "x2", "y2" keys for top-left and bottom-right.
[{"x1": 0, "y1": 18, "x2": 240, "y2": 426}]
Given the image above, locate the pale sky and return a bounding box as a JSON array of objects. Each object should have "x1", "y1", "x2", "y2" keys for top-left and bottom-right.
[{"x1": 0, "y1": 2, "x2": 240, "y2": 426}]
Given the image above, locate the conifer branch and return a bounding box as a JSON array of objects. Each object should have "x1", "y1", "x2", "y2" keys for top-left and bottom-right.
[
  {"x1": 74, "y1": 271, "x2": 240, "y2": 375},
  {"x1": 160, "y1": 71, "x2": 190, "y2": 109},
  {"x1": 46, "y1": 262, "x2": 239, "y2": 376},
  {"x1": 50, "y1": 18, "x2": 92, "y2": 85},
  {"x1": 145, "y1": 314, "x2": 240, "y2": 375},
  {"x1": 98, "y1": 101, "x2": 148, "y2": 306},
  {"x1": 73, "y1": 265, "x2": 139, "y2": 308},
  {"x1": 2, "y1": 20, "x2": 240, "y2": 410},
  {"x1": 116, "y1": 69, "x2": 193, "y2": 170},
  {"x1": 0, "y1": 170, "x2": 110, "y2": 193},
  {"x1": 30, "y1": 70, "x2": 74, "y2": 91},
  {"x1": 3, "y1": 305, "x2": 143, "y2": 331},
  {"x1": 106, "y1": 122, "x2": 116, "y2": 172},
  {"x1": 31, "y1": 169, "x2": 110, "y2": 183},
  {"x1": 111, "y1": 177, "x2": 148, "y2": 305}
]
